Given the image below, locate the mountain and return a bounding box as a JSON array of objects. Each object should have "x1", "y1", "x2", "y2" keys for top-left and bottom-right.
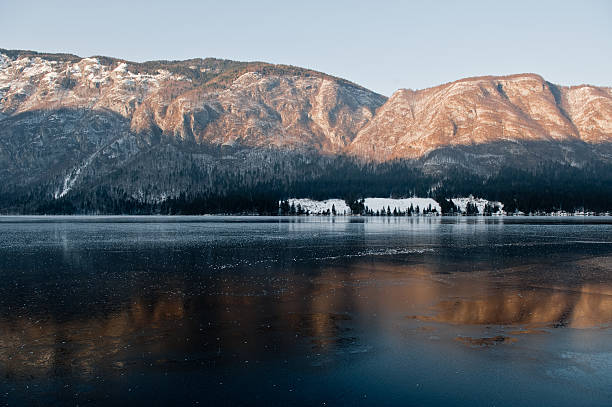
[
  {"x1": 0, "y1": 49, "x2": 385, "y2": 152},
  {"x1": 0, "y1": 49, "x2": 385, "y2": 204},
  {"x1": 352, "y1": 74, "x2": 612, "y2": 158},
  {"x1": 0, "y1": 49, "x2": 611, "y2": 214},
  {"x1": 350, "y1": 74, "x2": 612, "y2": 174}
]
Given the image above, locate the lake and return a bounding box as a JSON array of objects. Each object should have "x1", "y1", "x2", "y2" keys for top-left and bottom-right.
[{"x1": 0, "y1": 216, "x2": 611, "y2": 406}]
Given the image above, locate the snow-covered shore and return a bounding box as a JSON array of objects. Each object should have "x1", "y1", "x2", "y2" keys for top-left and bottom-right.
[
  {"x1": 452, "y1": 196, "x2": 504, "y2": 214},
  {"x1": 363, "y1": 198, "x2": 440, "y2": 214},
  {"x1": 285, "y1": 197, "x2": 502, "y2": 215},
  {"x1": 282, "y1": 196, "x2": 611, "y2": 216},
  {"x1": 287, "y1": 199, "x2": 351, "y2": 215}
]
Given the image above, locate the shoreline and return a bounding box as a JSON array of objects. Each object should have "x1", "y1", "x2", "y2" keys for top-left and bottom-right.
[{"x1": 1, "y1": 214, "x2": 611, "y2": 218}]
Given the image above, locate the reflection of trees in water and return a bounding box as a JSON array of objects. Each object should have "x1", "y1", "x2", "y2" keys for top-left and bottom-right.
[
  {"x1": 0, "y1": 273, "x2": 357, "y2": 380},
  {"x1": 0, "y1": 295, "x2": 187, "y2": 380},
  {"x1": 1, "y1": 259, "x2": 612, "y2": 381}
]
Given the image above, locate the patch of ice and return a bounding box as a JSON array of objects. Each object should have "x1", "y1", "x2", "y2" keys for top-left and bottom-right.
[{"x1": 314, "y1": 247, "x2": 435, "y2": 260}]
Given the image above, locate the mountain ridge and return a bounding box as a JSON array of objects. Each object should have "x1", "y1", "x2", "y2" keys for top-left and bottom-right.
[
  {"x1": 4, "y1": 48, "x2": 609, "y2": 94},
  {"x1": 2, "y1": 48, "x2": 611, "y2": 159},
  {"x1": 399, "y1": 72, "x2": 610, "y2": 93},
  {"x1": 1, "y1": 48, "x2": 611, "y2": 214},
  {"x1": 350, "y1": 72, "x2": 612, "y2": 161}
]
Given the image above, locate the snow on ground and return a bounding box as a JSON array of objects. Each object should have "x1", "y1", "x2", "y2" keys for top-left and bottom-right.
[
  {"x1": 54, "y1": 149, "x2": 101, "y2": 199},
  {"x1": 286, "y1": 197, "x2": 506, "y2": 216},
  {"x1": 364, "y1": 198, "x2": 441, "y2": 214},
  {"x1": 287, "y1": 199, "x2": 351, "y2": 215},
  {"x1": 452, "y1": 196, "x2": 503, "y2": 214},
  {"x1": 22, "y1": 59, "x2": 53, "y2": 78},
  {"x1": 0, "y1": 54, "x2": 9, "y2": 69}
]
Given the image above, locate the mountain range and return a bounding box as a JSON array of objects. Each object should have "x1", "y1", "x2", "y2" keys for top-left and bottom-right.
[{"x1": 1, "y1": 49, "x2": 611, "y2": 214}]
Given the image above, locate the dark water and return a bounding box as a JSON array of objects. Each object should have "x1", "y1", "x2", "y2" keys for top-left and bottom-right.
[{"x1": 1, "y1": 216, "x2": 611, "y2": 406}]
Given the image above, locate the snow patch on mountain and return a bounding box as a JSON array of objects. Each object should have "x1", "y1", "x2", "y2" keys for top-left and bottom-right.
[
  {"x1": 0, "y1": 54, "x2": 9, "y2": 69},
  {"x1": 54, "y1": 148, "x2": 106, "y2": 199}
]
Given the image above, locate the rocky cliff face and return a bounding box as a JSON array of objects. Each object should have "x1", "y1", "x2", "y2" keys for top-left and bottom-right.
[
  {"x1": 2, "y1": 50, "x2": 611, "y2": 160},
  {"x1": 349, "y1": 74, "x2": 612, "y2": 161},
  {"x1": 0, "y1": 49, "x2": 611, "y2": 205},
  {"x1": 0, "y1": 50, "x2": 385, "y2": 153}
]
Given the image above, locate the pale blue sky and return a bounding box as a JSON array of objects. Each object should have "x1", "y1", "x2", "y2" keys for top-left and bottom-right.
[{"x1": 1, "y1": 0, "x2": 610, "y2": 95}]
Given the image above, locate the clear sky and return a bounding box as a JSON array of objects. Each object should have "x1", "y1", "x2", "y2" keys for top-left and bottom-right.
[{"x1": 1, "y1": 0, "x2": 610, "y2": 95}]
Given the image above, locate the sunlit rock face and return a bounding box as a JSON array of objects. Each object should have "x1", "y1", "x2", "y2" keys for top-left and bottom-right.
[
  {"x1": 422, "y1": 285, "x2": 612, "y2": 329},
  {"x1": 2, "y1": 50, "x2": 611, "y2": 163},
  {"x1": 0, "y1": 50, "x2": 385, "y2": 154},
  {"x1": 349, "y1": 74, "x2": 612, "y2": 161}
]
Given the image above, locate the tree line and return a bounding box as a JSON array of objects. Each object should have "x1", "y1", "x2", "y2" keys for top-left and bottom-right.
[{"x1": 0, "y1": 156, "x2": 611, "y2": 215}]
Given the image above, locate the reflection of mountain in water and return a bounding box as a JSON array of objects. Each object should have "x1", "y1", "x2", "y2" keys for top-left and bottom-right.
[
  {"x1": 2, "y1": 258, "x2": 612, "y2": 381},
  {"x1": 422, "y1": 284, "x2": 612, "y2": 329}
]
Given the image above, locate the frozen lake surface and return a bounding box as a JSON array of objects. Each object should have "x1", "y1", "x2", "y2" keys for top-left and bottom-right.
[{"x1": 1, "y1": 216, "x2": 611, "y2": 406}]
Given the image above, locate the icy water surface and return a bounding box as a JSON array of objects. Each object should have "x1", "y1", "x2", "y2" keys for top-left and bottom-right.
[{"x1": 0, "y1": 216, "x2": 611, "y2": 406}]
